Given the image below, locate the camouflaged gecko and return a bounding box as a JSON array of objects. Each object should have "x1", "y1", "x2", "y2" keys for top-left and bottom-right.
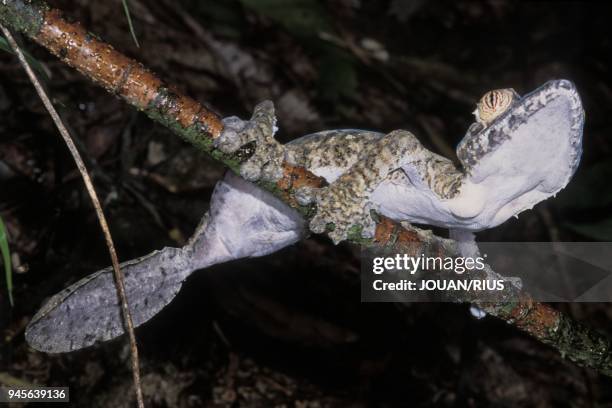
[{"x1": 26, "y1": 79, "x2": 584, "y2": 353}]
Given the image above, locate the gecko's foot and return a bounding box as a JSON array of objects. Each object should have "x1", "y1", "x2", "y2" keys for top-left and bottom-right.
[
  {"x1": 294, "y1": 186, "x2": 316, "y2": 206},
  {"x1": 215, "y1": 100, "x2": 285, "y2": 182},
  {"x1": 309, "y1": 184, "x2": 377, "y2": 244}
]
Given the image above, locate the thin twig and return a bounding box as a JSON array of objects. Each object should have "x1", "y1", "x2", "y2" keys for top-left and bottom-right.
[{"x1": 0, "y1": 24, "x2": 145, "y2": 408}]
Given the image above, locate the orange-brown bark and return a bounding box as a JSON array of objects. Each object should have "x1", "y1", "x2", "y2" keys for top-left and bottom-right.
[{"x1": 35, "y1": 9, "x2": 223, "y2": 138}]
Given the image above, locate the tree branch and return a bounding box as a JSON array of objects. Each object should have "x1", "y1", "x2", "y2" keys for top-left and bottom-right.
[{"x1": 2, "y1": 0, "x2": 611, "y2": 377}]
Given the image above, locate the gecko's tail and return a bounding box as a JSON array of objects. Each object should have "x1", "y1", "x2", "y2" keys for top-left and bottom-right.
[
  {"x1": 26, "y1": 172, "x2": 306, "y2": 353},
  {"x1": 25, "y1": 246, "x2": 192, "y2": 353}
]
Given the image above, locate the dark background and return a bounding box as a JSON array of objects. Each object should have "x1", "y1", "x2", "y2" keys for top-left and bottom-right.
[{"x1": 1, "y1": 0, "x2": 612, "y2": 406}]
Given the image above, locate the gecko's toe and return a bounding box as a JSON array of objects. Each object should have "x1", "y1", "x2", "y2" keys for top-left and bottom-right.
[
  {"x1": 359, "y1": 205, "x2": 377, "y2": 239},
  {"x1": 361, "y1": 218, "x2": 377, "y2": 239},
  {"x1": 310, "y1": 212, "x2": 352, "y2": 244},
  {"x1": 309, "y1": 215, "x2": 329, "y2": 234},
  {"x1": 295, "y1": 187, "x2": 316, "y2": 206},
  {"x1": 240, "y1": 161, "x2": 263, "y2": 181},
  {"x1": 215, "y1": 116, "x2": 248, "y2": 153},
  {"x1": 260, "y1": 154, "x2": 285, "y2": 182},
  {"x1": 328, "y1": 228, "x2": 346, "y2": 245}
]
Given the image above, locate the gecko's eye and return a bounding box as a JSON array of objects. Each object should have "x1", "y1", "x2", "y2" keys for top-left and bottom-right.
[{"x1": 474, "y1": 89, "x2": 518, "y2": 126}]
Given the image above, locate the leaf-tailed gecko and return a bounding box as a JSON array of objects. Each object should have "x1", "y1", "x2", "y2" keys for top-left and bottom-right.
[{"x1": 25, "y1": 79, "x2": 584, "y2": 353}]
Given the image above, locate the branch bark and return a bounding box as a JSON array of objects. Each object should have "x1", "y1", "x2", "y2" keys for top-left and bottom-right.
[{"x1": 1, "y1": 0, "x2": 611, "y2": 377}]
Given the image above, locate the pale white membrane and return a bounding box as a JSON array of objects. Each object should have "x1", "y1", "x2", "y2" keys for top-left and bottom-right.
[{"x1": 190, "y1": 172, "x2": 306, "y2": 269}]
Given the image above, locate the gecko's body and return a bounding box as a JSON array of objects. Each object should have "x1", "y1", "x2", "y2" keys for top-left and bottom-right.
[
  {"x1": 286, "y1": 79, "x2": 581, "y2": 234},
  {"x1": 26, "y1": 80, "x2": 584, "y2": 353}
]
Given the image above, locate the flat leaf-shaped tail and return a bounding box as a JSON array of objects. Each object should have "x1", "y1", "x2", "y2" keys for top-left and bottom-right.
[
  {"x1": 25, "y1": 246, "x2": 193, "y2": 353},
  {"x1": 25, "y1": 171, "x2": 306, "y2": 353}
]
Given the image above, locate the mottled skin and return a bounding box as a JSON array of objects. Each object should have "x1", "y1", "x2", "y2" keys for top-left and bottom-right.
[
  {"x1": 219, "y1": 101, "x2": 285, "y2": 182},
  {"x1": 215, "y1": 80, "x2": 583, "y2": 244},
  {"x1": 287, "y1": 129, "x2": 463, "y2": 242},
  {"x1": 216, "y1": 89, "x2": 517, "y2": 243}
]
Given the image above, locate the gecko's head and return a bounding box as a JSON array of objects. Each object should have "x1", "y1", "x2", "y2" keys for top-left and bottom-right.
[
  {"x1": 473, "y1": 88, "x2": 519, "y2": 126},
  {"x1": 453, "y1": 79, "x2": 584, "y2": 230},
  {"x1": 459, "y1": 79, "x2": 584, "y2": 177}
]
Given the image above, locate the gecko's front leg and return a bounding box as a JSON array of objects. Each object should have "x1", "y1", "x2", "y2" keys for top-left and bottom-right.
[
  {"x1": 215, "y1": 100, "x2": 285, "y2": 182},
  {"x1": 309, "y1": 130, "x2": 428, "y2": 244}
]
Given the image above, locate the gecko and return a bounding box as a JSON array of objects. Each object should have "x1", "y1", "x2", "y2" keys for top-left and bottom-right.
[{"x1": 25, "y1": 79, "x2": 584, "y2": 353}]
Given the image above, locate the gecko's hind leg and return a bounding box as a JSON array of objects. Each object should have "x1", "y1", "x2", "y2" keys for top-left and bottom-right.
[{"x1": 309, "y1": 130, "x2": 430, "y2": 244}]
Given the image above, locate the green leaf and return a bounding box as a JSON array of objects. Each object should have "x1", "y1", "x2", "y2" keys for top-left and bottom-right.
[
  {"x1": 121, "y1": 0, "x2": 140, "y2": 48},
  {"x1": 0, "y1": 35, "x2": 50, "y2": 82},
  {"x1": 564, "y1": 218, "x2": 612, "y2": 241},
  {"x1": 555, "y1": 161, "x2": 612, "y2": 210},
  {"x1": 0, "y1": 216, "x2": 13, "y2": 307}
]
